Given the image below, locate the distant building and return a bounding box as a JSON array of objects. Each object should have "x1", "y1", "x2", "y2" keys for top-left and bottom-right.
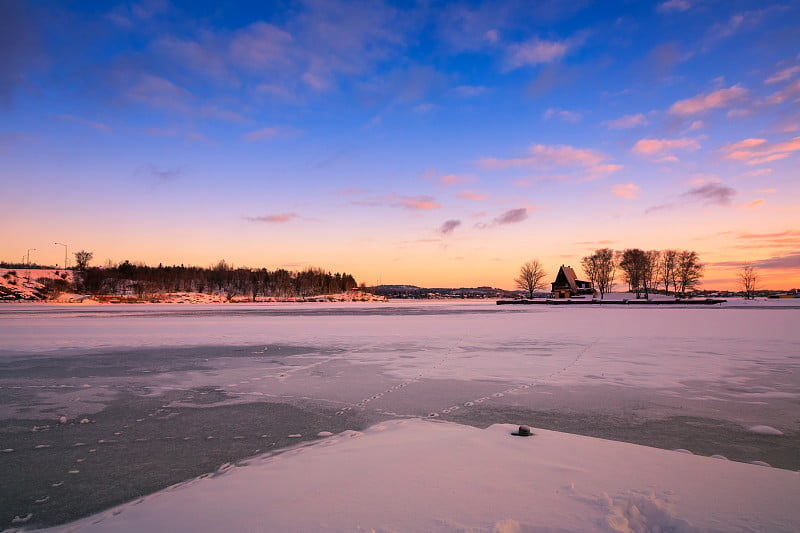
[{"x1": 551, "y1": 265, "x2": 594, "y2": 298}]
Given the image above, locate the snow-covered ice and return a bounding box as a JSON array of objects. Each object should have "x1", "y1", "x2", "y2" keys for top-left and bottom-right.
[
  {"x1": 30, "y1": 419, "x2": 800, "y2": 533},
  {"x1": 1, "y1": 301, "x2": 798, "y2": 531}
]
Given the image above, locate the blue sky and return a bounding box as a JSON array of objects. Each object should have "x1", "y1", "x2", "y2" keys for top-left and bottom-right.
[{"x1": 2, "y1": 0, "x2": 799, "y2": 289}]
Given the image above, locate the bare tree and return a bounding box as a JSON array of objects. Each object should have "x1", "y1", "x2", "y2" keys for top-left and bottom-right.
[
  {"x1": 658, "y1": 250, "x2": 678, "y2": 296},
  {"x1": 515, "y1": 259, "x2": 548, "y2": 298},
  {"x1": 677, "y1": 250, "x2": 703, "y2": 296},
  {"x1": 619, "y1": 248, "x2": 648, "y2": 298},
  {"x1": 641, "y1": 250, "x2": 661, "y2": 299},
  {"x1": 739, "y1": 263, "x2": 758, "y2": 299},
  {"x1": 580, "y1": 248, "x2": 616, "y2": 299},
  {"x1": 73, "y1": 250, "x2": 93, "y2": 271}
]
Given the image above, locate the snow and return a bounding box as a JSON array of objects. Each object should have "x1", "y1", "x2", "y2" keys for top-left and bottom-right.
[
  {"x1": 748, "y1": 425, "x2": 784, "y2": 436},
  {"x1": 1, "y1": 301, "x2": 798, "y2": 531},
  {"x1": 29, "y1": 419, "x2": 800, "y2": 533}
]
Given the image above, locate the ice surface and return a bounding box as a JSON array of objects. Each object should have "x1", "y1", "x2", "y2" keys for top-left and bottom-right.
[
  {"x1": 1, "y1": 301, "x2": 798, "y2": 530},
  {"x1": 31, "y1": 420, "x2": 800, "y2": 533}
]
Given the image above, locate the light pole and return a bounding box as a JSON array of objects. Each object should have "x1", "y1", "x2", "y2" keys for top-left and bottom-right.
[
  {"x1": 26, "y1": 248, "x2": 36, "y2": 283},
  {"x1": 55, "y1": 242, "x2": 68, "y2": 269}
]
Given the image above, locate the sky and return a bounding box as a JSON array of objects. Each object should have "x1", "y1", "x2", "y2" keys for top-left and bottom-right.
[{"x1": 1, "y1": 0, "x2": 799, "y2": 290}]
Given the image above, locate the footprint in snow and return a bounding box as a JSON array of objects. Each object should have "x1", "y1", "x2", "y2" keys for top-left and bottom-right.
[
  {"x1": 11, "y1": 514, "x2": 32, "y2": 524},
  {"x1": 748, "y1": 425, "x2": 783, "y2": 435}
]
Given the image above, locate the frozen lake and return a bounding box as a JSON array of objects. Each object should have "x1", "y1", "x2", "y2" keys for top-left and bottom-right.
[{"x1": 1, "y1": 301, "x2": 798, "y2": 529}]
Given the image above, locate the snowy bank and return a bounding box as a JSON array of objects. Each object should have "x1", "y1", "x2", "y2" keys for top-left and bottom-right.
[{"x1": 26, "y1": 419, "x2": 799, "y2": 533}]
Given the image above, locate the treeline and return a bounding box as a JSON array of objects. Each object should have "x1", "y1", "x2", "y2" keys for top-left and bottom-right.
[
  {"x1": 76, "y1": 260, "x2": 358, "y2": 300},
  {"x1": 581, "y1": 248, "x2": 703, "y2": 299}
]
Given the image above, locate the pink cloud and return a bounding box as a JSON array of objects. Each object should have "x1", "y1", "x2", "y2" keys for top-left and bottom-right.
[
  {"x1": 669, "y1": 85, "x2": 748, "y2": 114},
  {"x1": 611, "y1": 183, "x2": 640, "y2": 199},
  {"x1": 656, "y1": 0, "x2": 691, "y2": 12},
  {"x1": 588, "y1": 164, "x2": 623, "y2": 176},
  {"x1": 724, "y1": 138, "x2": 767, "y2": 152},
  {"x1": 721, "y1": 136, "x2": 800, "y2": 165},
  {"x1": 247, "y1": 213, "x2": 300, "y2": 223},
  {"x1": 631, "y1": 137, "x2": 700, "y2": 157},
  {"x1": 422, "y1": 169, "x2": 473, "y2": 186},
  {"x1": 242, "y1": 127, "x2": 279, "y2": 141},
  {"x1": 603, "y1": 113, "x2": 647, "y2": 129},
  {"x1": 766, "y1": 79, "x2": 800, "y2": 105},
  {"x1": 478, "y1": 143, "x2": 611, "y2": 170},
  {"x1": 506, "y1": 38, "x2": 569, "y2": 69},
  {"x1": 457, "y1": 190, "x2": 487, "y2": 201},
  {"x1": 739, "y1": 199, "x2": 765, "y2": 209},
  {"x1": 400, "y1": 196, "x2": 440, "y2": 210},
  {"x1": 765, "y1": 66, "x2": 800, "y2": 85}
]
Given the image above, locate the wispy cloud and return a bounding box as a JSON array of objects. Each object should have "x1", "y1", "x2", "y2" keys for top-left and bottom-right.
[
  {"x1": 669, "y1": 85, "x2": 748, "y2": 114},
  {"x1": 400, "y1": 196, "x2": 440, "y2": 210},
  {"x1": 733, "y1": 230, "x2": 800, "y2": 251},
  {"x1": 543, "y1": 107, "x2": 582, "y2": 123},
  {"x1": 721, "y1": 136, "x2": 800, "y2": 165},
  {"x1": 631, "y1": 137, "x2": 700, "y2": 161},
  {"x1": 125, "y1": 73, "x2": 193, "y2": 113},
  {"x1": 505, "y1": 37, "x2": 571, "y2": 70},
  {"x1": 603, "y1": 113, "x2": 647, "y2": 129},
  {"x1": 765, "y1": 79, "x2": 800, "y2": 105},
  {"x1": 765, "y1": 65, "x2": 800, "y2": 85},
  {"x1": 457, "y1": 190, "x2": 487, "y2": 201},
  {"x1": 57, "y1": 114, "x2": 112, "y2": 132},
  {"x1": 478, "y1": 143, "x2": 618, "y2": 177},
  {"x1": 738, "y1": 199, "x2": 765, "y2": 209},
  {"x1": 352, "y1": 193, "x2": 442, "y2": 211},
  {"x1": 656, "y1": 0, "x2": 691, "y2": 13},
  {"x1": 135, "y1": 164, "x2": 184, "y2": 188},
  {"x1": 681, "y1": 182, "x2": 736, "y2": 205},
  {"x1": 475, "y1": 207, "x2": 533, "y2": 228},
  {"x1": 493, "y1": 207, "x2": 529, "y2": 225},
  {"x1": 422, "y1": 169, "x2": 474, "y2": 187},
  {"x1": 242, "y1": 127, "x2": 279, "y2": 141},
  {"x1": 611, "y1": 183, "x2": 640, "y2": 200},
  {"x1": 453, "y1": 85, "x2": 489, "y2": 97},
  {"x1": 755, "y1": 251, "x2": 800, "y2": 270},
  {"x1": 646, "y1": 180, "x2": 737, "y2": 213},
  {"x1": 439, "y1": 219, "x2": 461, "y2": 235},
  {"x1": 246, "y1": 212, "x2": 300, "y2": 223}
]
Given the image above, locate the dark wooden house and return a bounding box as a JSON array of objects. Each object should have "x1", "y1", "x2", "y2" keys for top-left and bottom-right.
[{"x1": 551, "y1": 265, "x2": 594, "y2": 298}]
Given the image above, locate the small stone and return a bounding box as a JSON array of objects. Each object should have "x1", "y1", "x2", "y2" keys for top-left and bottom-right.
[{"x1": 515, "y1": 425, "x2": 532, "y2": 437}]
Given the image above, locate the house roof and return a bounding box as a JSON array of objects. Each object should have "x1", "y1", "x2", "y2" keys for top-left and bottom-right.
[
  {"x1": 552, "y1": 265, "x2": 592, "y2": 291},
  {"x1": 552, "y1": 265, "x2": 578, "y2": 291}
]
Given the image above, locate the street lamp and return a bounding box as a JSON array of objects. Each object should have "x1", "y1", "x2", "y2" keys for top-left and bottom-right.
[
  {"x1": 26, "y1": 248, "x2": 36, "y2": 265},
  {"x1": 55, "y1": 242, "x2": 68, "y2": 269}
]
